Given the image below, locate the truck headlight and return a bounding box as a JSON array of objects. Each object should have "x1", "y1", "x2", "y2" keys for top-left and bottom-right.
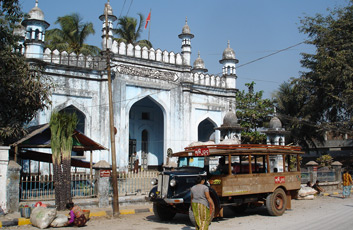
[
  {"x1": 151, "y1": 178, "x2": 158, "y2": 185},
  {"x1": 170, "y1": 179, "x2": 177, "y2": 187}
]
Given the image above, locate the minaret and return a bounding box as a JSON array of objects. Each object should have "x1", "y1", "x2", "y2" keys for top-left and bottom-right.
[
  {"x1": 99, "y1": 0, "x2": 117, "y2": 51},
  {"x1": 219, "y1": 41, "x2": 239, "y2": 89},
  {"x1": 178, "y1": 17, "x2": 194, "y2": 66},
  {"x1": 21, "y1": 0, "x2": 50, "y2": 59}
]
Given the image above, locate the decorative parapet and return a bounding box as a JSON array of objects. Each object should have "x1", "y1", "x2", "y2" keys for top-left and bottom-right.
[
  {"x1": 43, "y1": 48, "x2": 104, "y2": 70},
  {"x1": 111, "y1": 41, "x2": 183, "y2": 65},
  {"x1": 42, "y1": 41, "x2": 184, "y2": 69},
  {"x1": 186, "y1": 72, "x2": 226, "y2": 88}
]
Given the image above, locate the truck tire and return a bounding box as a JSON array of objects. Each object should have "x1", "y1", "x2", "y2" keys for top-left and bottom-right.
[
  {"x1": 266, "y1": 188, "x2": 287, "y2": 216},
  {"x1": 189, "y1": 206, "x2": 196, "y2": 227},
  {"x1": 153, "y1": 203, "x2": 176, "y2": 221}
]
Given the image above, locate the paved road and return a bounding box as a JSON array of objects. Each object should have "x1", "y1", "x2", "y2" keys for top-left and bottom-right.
[{"x1": 5, "y1": 195, "x2": 353, "y2": 230}]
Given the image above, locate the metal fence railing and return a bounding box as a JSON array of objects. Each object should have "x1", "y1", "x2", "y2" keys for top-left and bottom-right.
[
  {"x1": 110, "y1": 170, "x2": 159, "y2": 196},
  {"x1": 20, "y1": 174, "x2": 95, "y2": 201},
  {"x1": 20, "y1": 171, "x2": 159, "y2": 201}
]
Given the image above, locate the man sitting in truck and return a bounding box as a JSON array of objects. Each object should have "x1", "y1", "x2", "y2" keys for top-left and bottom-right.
[{"x1": 212, "y1": 157, "x2": 228, "y2": 175}]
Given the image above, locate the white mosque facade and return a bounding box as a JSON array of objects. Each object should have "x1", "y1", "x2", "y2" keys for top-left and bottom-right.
[{"x1": 19, "y1": 1, "x2": 240, "y2": 171}]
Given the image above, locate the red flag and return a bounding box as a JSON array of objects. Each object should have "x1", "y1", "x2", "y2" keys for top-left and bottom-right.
[{"x1": 145, "y1": 11, "x2": 151, "y2": 29}]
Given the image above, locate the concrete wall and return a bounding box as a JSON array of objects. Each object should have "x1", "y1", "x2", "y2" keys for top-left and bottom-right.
[{"x1": 0, "y1": 146, "x2": 9, "y2": 212}]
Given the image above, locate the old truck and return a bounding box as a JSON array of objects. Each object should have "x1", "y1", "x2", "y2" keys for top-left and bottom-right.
[{"x1": 148, "y1": 144, "x2": 303, "y2": 223}]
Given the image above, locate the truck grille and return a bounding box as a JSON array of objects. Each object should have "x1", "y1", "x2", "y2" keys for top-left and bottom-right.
[{"x1": 157, "y1": 174, "x2": 170, "y2": 198}]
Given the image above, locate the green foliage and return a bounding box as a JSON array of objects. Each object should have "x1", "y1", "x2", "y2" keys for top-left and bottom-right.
[
  {"x1": 0, "y1": 0, "x2": 23, "y2": 50},
  {"x1": 273, "y1": 81, "x2": 325, "y2": 149},
  {"x1": 0, "y1": 1, "x2": 52, "y2": 145},
  {"x1": 289, "y1": 155, "x2": 302, "y2": 170},
  {"x1": 298, "y1": 0, "x2": 353, "y2": 134},
  {"x1": 316, "y1": 154, "x2": 333, "y2": 167},
  {"x1": 114, "y1": 13, "x2": 152, "y2": 48},
  {"x1": 274, "y1": 1, "x2": 353, "y2": 150},
  {"x1": 45, "y1": 13, "x2": 100, "y2": 55},
  {"x1": 236, "y1": 82, "x2": 273, "y2": 144}
]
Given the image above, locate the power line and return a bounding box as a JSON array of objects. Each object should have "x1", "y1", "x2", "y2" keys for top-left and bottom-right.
[
  {"x1": 237, "y1": 41, "x2": 306, "y2": 69},
  {"x1": 126, "y1": 0, "x2": 133, "y2": 16},
  {"x1": 119, "y1": 0, "x2": 127, "y2": 18}
]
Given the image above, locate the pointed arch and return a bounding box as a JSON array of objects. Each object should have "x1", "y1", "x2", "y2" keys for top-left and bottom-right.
[
  {"x1": 54, "y1": 102, "x2": 89, "y2": 134},
  {"x1": 128, "y1": 95, "x2": 166, "y2": 167},
  {"x1": 198, "y1": 117, "x2": 217, "y2": 142}
]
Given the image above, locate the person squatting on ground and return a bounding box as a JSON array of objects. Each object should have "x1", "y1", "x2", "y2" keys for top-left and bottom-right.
[
  {"x1": 312, "y1": 180, "x2": 324, "y2": 194},
  {"x1": 342, "y1": 170, "x2": 353, "y2": 198},
  {"x1": 191, "y1": 176, "x2": 215, "y2": 230},
  {"x1": 65, "y1": 202, "x2": 87, "y2": 227}
]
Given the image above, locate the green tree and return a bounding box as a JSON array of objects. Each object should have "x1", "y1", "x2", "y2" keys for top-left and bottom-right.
[
  {"x1": 316, "y1": 154, "x2": 333, "y2": 168},
  {"x1": 0, "y1": 0, "x2": 52, "y2": 145},
  {"x1": 297, "y1": 0, "x2": 353, "y2": 136},
  {"x1": 236, "y1": 82, "x2": 274, "y2": 144},
  {"x1": 50, "y1": 111, "x2": 77, "y2": 210},
  {"x1": 45, "y1": 13, "x2": 100, "y2": 55},
  {"x1": 114, "y1": 13, "x2": 152, "y2": 48}
]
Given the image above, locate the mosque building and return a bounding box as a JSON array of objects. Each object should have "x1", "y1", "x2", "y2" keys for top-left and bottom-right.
[{"x1": 19, "y1": 1, "x2": 241, "y2": 171}]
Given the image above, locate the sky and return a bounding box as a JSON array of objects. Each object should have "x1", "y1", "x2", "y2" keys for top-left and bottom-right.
[{"x1": 20, "y1": 0, "x2": 348, "y2": 98}]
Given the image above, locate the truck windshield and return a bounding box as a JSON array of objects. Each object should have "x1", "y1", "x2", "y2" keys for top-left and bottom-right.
[{"x1": 178, "y1": 157, "x2": 205, "y2": 168}]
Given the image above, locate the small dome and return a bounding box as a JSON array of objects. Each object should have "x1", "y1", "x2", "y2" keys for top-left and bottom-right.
[
  {"x1": 182, "y1": 17, "x2": 191, "y2": 34},
  {"x1": 222, "y1": 40, "x2": 236, "y2": 60},
  {"x1": 269, "y1": 116, "x2": 282, "y2": 129},
  {"x1": 193, "y1": 52, "x2": 205, "y2": 69},
  {"x1": 223, "y1": 111, "x2": 238, "y2": 127},
  {"x1": 28, "y1": 1, "x2": 44, "y2": 21},
  {"x1": 104, "y1": 2, "x2": 114, "y2": 16}
]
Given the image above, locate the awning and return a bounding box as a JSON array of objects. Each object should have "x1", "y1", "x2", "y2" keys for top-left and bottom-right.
[
  {"x1": 19, "y1": 150, "x2": 92, "y2": 168},
  {"x1": 11, "y1": 123, "x2": 108, "y2": 151}
]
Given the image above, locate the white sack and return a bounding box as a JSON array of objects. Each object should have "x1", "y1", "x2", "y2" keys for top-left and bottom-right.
[
  {"x1": 50, "y1": 214, "x2": 68, "y2": 227},
  {"x1": 298, "y1": 185, "x2": 318, "y2": 197},
  {"x1": 30, "y1": 207, "x2": 57, "y2": 229}
]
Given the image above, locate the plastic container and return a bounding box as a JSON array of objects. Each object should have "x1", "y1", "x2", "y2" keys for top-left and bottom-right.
[{"x1": 20, "y1": 207, "x2": 31, "y2": 218}]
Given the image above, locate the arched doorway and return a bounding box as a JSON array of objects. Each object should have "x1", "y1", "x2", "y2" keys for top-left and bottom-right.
[
  {"x1": 129, "y1": 96, "x2": 164, "y2": 168},
  {"x1": 198, "y1": 118, "x2": 216, "y2": 142}
]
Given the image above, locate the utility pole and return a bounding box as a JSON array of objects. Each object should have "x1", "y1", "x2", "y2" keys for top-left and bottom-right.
[{"x1": 104, "y1": 2, "x2": 119, "y2": 216}]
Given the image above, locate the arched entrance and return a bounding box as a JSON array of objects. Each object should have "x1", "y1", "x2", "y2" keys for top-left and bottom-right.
[
  {"x1": 198, "y1": 118, "x2": 216, "y2": 142},
  {"x1": 129, "y1": 96, "x2": 164, "y2": 168}
]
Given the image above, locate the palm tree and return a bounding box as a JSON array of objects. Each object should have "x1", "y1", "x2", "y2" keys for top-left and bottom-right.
[
  {"x1": 114, "y1": 13, "x2": 152, "y2": 48},
  {"x1": 50, "y1": 111, "x2": 77, "y2": 210},
  {"x1": 45, "y1": 13, "x2": 100, "y2": 56},
  {"x1": 49, "y1": 112, "x2": 62, "y2": 210}
]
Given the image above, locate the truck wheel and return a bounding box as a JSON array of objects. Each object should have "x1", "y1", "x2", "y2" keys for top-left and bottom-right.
[
  {"x1": 189, "y1": 206, "x2": 196, "y2": 227},
  {"x1": 266, "y1": 188, "x2": 287, "y2": 216},
  {"x1": 153, "y1": 203, "x2": 176, "y2": 221}
]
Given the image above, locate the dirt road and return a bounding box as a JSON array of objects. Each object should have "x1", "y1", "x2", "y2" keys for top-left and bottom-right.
[{"x1": 6, "y1": 195, "x2": 353, "y2": 230}]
